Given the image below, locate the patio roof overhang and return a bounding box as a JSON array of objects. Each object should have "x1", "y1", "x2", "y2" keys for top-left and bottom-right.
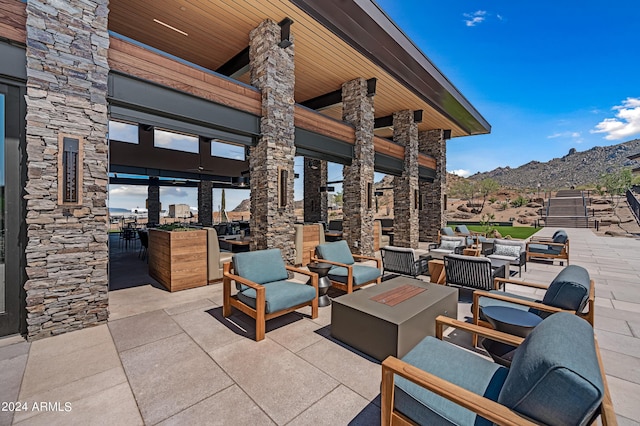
[{"x1": 107, "y1": 0, "x2": 490, "y2": 139}]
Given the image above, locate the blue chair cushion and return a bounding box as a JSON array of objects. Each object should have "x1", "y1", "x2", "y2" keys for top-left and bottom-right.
[
  {"x1": 455, "y1": 225, "x2": 470, "y2": 235},
  {"x1": 542, "y1": 265, "x2": 590, "y2": 312},
  {"x1": 232, "y1": 249, "x2": 288, "y2": 290},
  {"x1": 553, "y1": 231, "x2": 568, "y2": 244},
  {"x1": 328, "y1": 264, "x2": 381, "y2": 285},
  {"x1": 237, "y1": 280, "x2": 316, "y2": 314},
  {"x1": 528, "y1": 243, "x2": 562, "y2": 255},
  {"x1": 316, "y1": 240, "x2": 355, "y2": 265},
  {"x1": 498, "y1": 313, "x2": 604, "y2": 425},
  {"x1": 395, "y1": 336, "x2": 509, "y2": 426},
  {"x1": 440, "y1": 227, "x2": 456, "y2": 236}
]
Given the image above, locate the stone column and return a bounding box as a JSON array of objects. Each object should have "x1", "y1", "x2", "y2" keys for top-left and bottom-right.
[
  {"x1": 303, "y1": 158, "x2": 327, "y2": 223},
  {"x1": 342, "y1": 78, "x2": 375, "y2": 255},
  {"x1": 419, "y1": 130, "x2": 447, "y2": 242},
  {"x1": 147, "y1": 177, "x2": 160, "y2": 226},
  {"x1": 198, "y1": 180, "x2": 213, "y2": 227},
  {"x1": 249, "y1": 19, "x2": 296, "y2": 263},
  {"x1": 393, "y1": 111, "x2": 419, "y2": 248},
  {"x1": 23, "y1": 0, "x2": 110, "y2": 340}
]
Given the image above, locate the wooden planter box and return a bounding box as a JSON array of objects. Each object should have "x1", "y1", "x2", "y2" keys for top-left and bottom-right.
[{"x1": 148, "y1": 229, "x2": 207, "y2": 292}]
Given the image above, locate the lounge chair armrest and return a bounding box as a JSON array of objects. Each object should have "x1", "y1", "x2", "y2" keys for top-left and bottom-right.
[
  {"x1": 435, "y1": 316, "x2": 524, "y2": 347},
  {"x1": 285, "y1": 265, "x2": 319, "y2": 290},
  {"x1": 352, "y1": 253, "x2": 382, "y2": 268},
  {"x1": 381, "y1": 356, "x2": 537, "y2": 426},
  {"x1": 309, "y1": 257, "x2": 352, "y2": 270},
  {"x1": 473, "y1": 290, "x2": 573, "y2": 315},
  {"x1": 428, "y1": 243, "x2": 438, "y2": 250},
  {"x1": 494, "y1": 277, "x2": 549, "y2": 290},
  {"x1": 223, "y1": 270, "x2": 266, "y2": 292}
]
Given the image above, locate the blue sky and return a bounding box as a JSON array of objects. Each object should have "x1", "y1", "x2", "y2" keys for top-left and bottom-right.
[
  {"x1": 376, "y1": 0, "x2": 640, "y2": 177},
  {"x1": 109, "y1": 1, "x2": 640, "y2": 211}
]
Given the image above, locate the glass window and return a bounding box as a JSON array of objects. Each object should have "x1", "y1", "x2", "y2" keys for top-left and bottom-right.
[
  {"x1": 211, "y1": 140, "x2": 245, "y2": 161},
  {"x1": 154, "y1": 129, "x2": 198, "y2": 153},
  {"x1": 108, "y1": 120, "x2": 138, "y2": 144}
]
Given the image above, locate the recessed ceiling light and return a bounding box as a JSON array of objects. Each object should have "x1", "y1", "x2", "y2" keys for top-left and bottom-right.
[
  {"x1": 179, "y1": 6, "x2": 187, "y2": 11},
  {"x1": 153, "y1": 19, "x2": 188, "y2": 36}
]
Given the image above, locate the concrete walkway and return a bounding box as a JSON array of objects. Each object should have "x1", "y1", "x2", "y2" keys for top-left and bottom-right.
[{"x1": 1, "y1": 228, "x2": 639, "y2": 425}]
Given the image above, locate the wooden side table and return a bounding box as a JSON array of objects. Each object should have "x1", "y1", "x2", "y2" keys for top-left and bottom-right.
[
  {"x1": 427, "y1": 259, "x2": 445, "y2": 284},
  {"x1": 463, "y1": 248, "x2": 481, "y2": 256}
]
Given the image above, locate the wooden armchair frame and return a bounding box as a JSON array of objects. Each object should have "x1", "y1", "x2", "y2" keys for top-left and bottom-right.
[
  {"x1": 526, "y1": 239, "x2": 570, "y2": 265},
  {"x1": 310, "y1": 249, "x2": 382, "y2": 293},
  {"x1": 471, "y1": 276, "x2": 595, "y2": 346},
  {"x1": 222, "y1": 262, "x2": 318, "y2": 341},
  {"x1": 381, "y1": 316, "x2": 616, "y2": 426}
]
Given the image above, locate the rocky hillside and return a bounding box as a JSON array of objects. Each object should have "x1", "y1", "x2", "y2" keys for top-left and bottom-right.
[{"x1": 470, "y1": 139, "x2": 640, "y2": 188}]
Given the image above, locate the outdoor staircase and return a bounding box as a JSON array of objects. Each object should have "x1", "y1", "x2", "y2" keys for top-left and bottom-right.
[{"x1": 543, "y1": 190, "x2": 590, "y2": 228}]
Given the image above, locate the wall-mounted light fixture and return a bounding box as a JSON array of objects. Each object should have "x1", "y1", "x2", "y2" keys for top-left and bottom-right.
[
  {"x1": 367, "y1": 182, "x2": 373, "y2": 209},
  {"x1": 319, "y1": 186, "x2": 335, "y2": 193},
  {"x1": 58, "y1": 134, "x2": 83, "y2": 206},
  {"x1": 278, "y1": 167, "x2": 288, "y2": 207}
]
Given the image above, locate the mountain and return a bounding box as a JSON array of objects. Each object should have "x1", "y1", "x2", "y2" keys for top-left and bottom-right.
[{"x1": 469, "y1": 139, "x2": 640, "y2": 189}]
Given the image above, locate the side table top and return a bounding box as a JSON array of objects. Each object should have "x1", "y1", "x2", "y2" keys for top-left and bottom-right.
[{"x1": 482, "y1": 305, "x2": 542, "y2": 332}]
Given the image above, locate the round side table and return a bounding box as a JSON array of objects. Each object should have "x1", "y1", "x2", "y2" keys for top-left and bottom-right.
[
  {"x1": 307, "y1": 262, "x2": 333, "y2": 307},
  {"x1": 481, "y1": 305, "x2": 542, "y2": 367}
]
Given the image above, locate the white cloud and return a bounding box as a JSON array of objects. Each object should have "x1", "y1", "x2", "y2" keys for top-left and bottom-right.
[
  {"x1": 108, "y1": 185, "x2": 148, "y2": 197},
  {"x1": 547, "y1": 131, "x2": 581, "y2": 139},
  {"x1": 450, "y1": 169, "x2": 471, "y2": 178},
  {"x1": 591, "y1": 97, "x2": 640, "y2": 140},
  {"x1": 463, "y1": 10, "x2": 487, "y2": 27}
]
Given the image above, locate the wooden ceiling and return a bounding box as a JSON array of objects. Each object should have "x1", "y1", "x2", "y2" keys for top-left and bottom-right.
[{"x1": 108, "y1": 0, "x2": 487, "y2": 138}]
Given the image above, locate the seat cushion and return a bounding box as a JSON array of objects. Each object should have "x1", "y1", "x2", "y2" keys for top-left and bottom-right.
[
  {"x1": 528, "y1": 243, "x2": 562, "y2": 255},
  {"x1": 316, "y1": 240, "x2": 355, "y2": 265},
  {"x1": 232, "y1": 249, "x2": 288, "y2": 290},
  {"x1": 328, "y1": 264, "x2": 381, "y2": 285},
  {"x1": 395, "y1": 336, "x2": 508, "y2": 426},
  {"x1": 219, "y1": 252, "x2": 233, "y2": 268},
  {"x1": 542, "y1": 265, "x2": 590, "y2": 312},
  {"x1": 498, "y1": 313, "x2": 604, "y2": 425},
  {"x1": 237, "y1": 280, "x2": 316, "y2": 314}
]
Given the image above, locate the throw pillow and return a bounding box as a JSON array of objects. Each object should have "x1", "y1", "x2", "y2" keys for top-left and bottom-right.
[
  {"x1": 494, "y1": 244, "x2": 521, "y2": 258},
  {"x1": 440, "y1": 240, "x2": 461, "y2": 251}
]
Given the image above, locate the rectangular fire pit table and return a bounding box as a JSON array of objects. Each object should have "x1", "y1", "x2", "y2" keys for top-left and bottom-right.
[{"x1": 330, "y1": 277, "x2": 458, "y2": 361}]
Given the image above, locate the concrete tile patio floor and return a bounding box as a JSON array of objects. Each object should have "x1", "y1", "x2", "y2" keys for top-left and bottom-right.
[{"x1": 1, "y1": 228, "x2": 639, "y2": 425}]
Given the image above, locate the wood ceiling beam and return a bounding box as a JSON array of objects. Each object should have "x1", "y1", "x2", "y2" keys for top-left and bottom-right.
[
  {"x1": 374, "y1": 110, "x2": 423, "y2": 129},
  {"x1": 301, "y1": 77, "x2": 376, "y2": 110}
]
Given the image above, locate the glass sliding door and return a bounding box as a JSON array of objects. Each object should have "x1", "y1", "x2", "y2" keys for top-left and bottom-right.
[{"x1": 0, "y1": 83, "x2": 25, "y2": 337}]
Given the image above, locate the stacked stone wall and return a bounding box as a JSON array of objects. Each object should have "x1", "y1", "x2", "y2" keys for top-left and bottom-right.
[
  {"x1": 303, "y1": 158, "x2": 327, "y2": 223},
  {"x1": 419, "y1": 130, "x2": 446, "y2": 242},
  {"x1": 342, "y1": 78, "x2": 375, "y2": 255},
  {"x1": 198, "y1": 180, "x2": 213, "y2": 227},
  {"x1": 147, "y1": 177, "x2": 160, "y2": 226},
  {"x1": 24, "y1": 0, "x2": 110, "y2": 340},
  {"x1": 392, "y1": 111, "x2": 419, "y2": 248},
  {"x1": 249, "y1": 20, "x2": 296, "y2": 263}
]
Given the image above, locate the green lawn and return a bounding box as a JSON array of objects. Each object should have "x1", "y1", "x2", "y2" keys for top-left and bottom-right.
[{"x1": 465, "y1": 225, "x2": 541, "y2": 240}]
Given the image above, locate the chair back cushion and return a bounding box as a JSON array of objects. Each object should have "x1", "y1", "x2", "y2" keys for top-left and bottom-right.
[
  {"x1": 498, "y1": 313, "x2": 604, "y2": 426},
  {"x1": 440, "y1": 227, "x2": 456, "y2": 236},
  {"x1": 315, "y1": 240, "x2": 355, "y2": 265},
  {"x1": 439, "y1": 236, "x2": 466, "y2": 251},
  {"x1": 493, "y1": 239, "x2": 524, "y2": 258},
  {"x1": 542, "y1": 265, "x2": 590, "y2": 312},
  {"x1": 232, "y1": 249, "x2": 288, "y2": 286},
  {"x1": 455, "y1": 224, "x2": 470, "y2": 235},
  {"x1": 553, "y1": 230, "x2": 568, "y2": 244}
]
